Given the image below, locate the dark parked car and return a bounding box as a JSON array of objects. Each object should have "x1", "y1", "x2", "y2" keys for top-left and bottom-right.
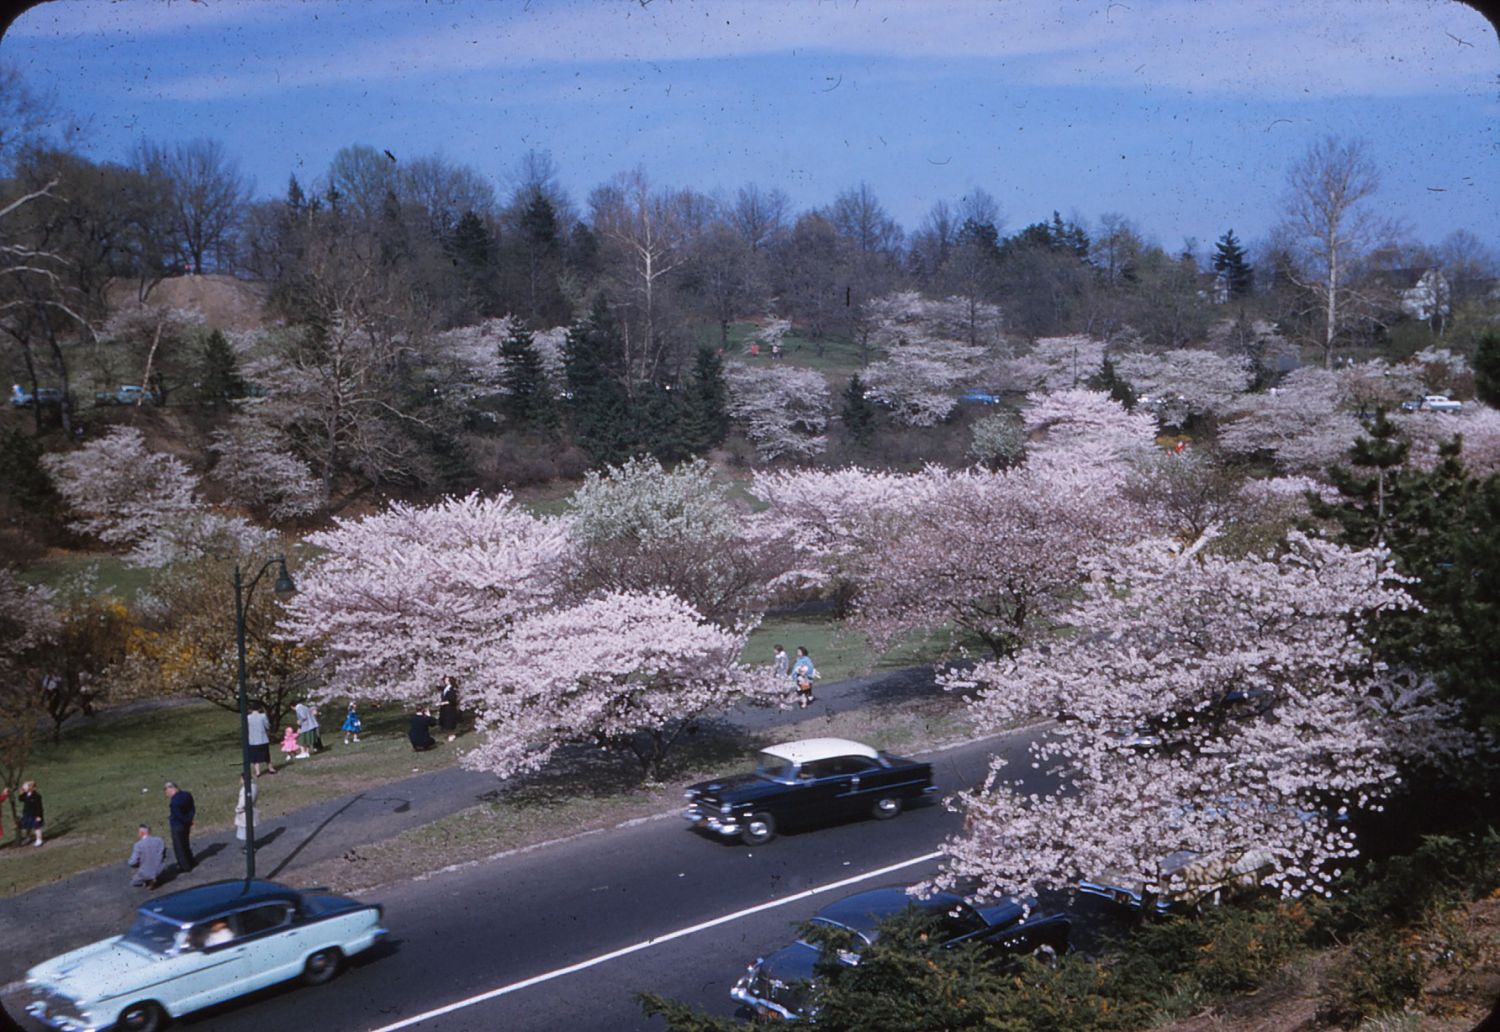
[
  {"x1": 25, "y1": 879, "x2": 386, "y2": 1032},
  {"x1": 95, "y1": 384, "x2": 161, "y2": 406},
  {"x1": 731, "y1": 886, "x2": 1071, "y2": 1021},
  {"x1": 683, "y1": 737, "x2": 936, "y2": 845}
]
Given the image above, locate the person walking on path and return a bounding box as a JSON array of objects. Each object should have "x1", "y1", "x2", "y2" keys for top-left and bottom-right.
[
  {"x1": 235, "y1": 775, "x2": 257, "y2": 852},
  {"x1": 18, "y1": 780, "x2": 43, "y2": 846},
  {"x1": 438, "y1": 679, "x2": 460, "y2": 742},
  {"x1": 408, "y1": 707, "x2": 437, "y2": 752},
  {"x1": 791, "y1": 647, "x2": 819, "y2": 708},
  {"x1": 164, "y1": 781, "x2": 196, "y2": 873},
  {"x1": 341, "y1": 702, "x2": 363, "y2": 744},
  {"x1": 772, "y1": 644, "x2": 789, "y2": 679},
  {"x1": 127, "y1": 824, "x2": 165, "y2": 888},
  {"x1": 247, "y1": 700, "x2": 275, "y2": 776}
]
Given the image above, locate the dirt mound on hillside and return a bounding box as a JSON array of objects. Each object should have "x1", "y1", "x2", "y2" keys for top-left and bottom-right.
[{"x1": 108, "y1": 274, "x2": 268, "y2": 331}]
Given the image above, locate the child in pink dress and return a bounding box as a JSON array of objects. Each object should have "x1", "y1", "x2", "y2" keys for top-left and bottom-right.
[{"x1": 280, "y1": 725, "x2": 300, "y2": 763}]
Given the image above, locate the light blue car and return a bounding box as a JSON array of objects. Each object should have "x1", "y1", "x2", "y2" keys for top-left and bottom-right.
[{"x1": 25, "y1": 879, "x2": 386, "y2": 1032}]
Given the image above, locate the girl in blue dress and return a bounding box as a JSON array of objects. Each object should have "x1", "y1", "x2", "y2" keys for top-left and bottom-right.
[{"x1": 341, "y1": 702, "x2": 363, "y2": 744}]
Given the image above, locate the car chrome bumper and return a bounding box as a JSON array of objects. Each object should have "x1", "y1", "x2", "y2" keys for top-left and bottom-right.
[
  {"x1": 730, "y1": 979, "x2": 800, "y2": 1021},
  {"x1": 25, "y1": 998, "x2": 99, "y2": 1032},
  {"x1": 682, "y1": 807, "x2": 741, "y2": 836}
]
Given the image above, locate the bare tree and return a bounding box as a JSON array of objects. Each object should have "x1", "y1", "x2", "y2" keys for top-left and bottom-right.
[
  {"x1": 1281, "y1": 136, "x2": 1381, "y2": 368},
  {"x1": 729, "y1": 183, "x2": 789, "y2": 254},
  {"x1": 135, "y1": 138, "x2": 250, "y2": 275}
]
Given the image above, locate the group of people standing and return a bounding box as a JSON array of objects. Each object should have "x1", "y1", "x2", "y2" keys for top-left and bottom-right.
[
  {"x1": 409, "y1": 680, "x2": 462, "y2": 751},
  {"x1": 773, "y1": 645, "x2": 820, "y2": 708}
]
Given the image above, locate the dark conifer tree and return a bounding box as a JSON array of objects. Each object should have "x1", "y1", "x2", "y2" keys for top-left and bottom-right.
[
  {"x1": 0, "y1": 427, "x2": 68, "y2": 542},
  {"x1": 499, "y1": 322, "x2": 557, "y2": 431},
  {"x1": 563, "y1": 296, "x2": 633, "y2": 464},
  {"x1": 840, "y1": 373, "x2": 875, "y2": 447},
  {"x1": 1087, "y1": 355, "x2": 1137, "y2": 410},
  {"x1": 681, "y1": 346, "x2": 730, "y2": 454},
  {"x1": 198, "y1": 329, "x2": 246, "y2": 405},
  {"x1": 449, "y1": 210, "x2": 500, "y2": 320},
  {"x1": 1473, "y1": 332, "x2": 1500, "y2": 408},
  {"x1": 1212, "y1": 229, "x2": 1254, "y2": 299}
]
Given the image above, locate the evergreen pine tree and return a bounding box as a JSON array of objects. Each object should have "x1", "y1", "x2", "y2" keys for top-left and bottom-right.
[
  {"x1": 1086, "y1": 356, "x2": 1137, "y2": 410},
  {"x1": 198, "y1": 329, "x2": 247, "y2": 405},
  {"x1": 640, "y1": 383, "x2": 692, "y2": 464},
  {"x1": 449, "y1": 210, "x2": 500, "y2": 319},
  {"x1": 841, "y1": 374, "x2": 876, "y2": 447},
  {"x1": 1308, "y1": 408, "x2": 1410, "y2": 547},
  {"x1": 564, "y1": 296, "x2": 634, "y2": 464},
  {"x1": 681, "y1": 346, "x2": 730, "y2": 454},
  {"x1": 1212, "y1": 229, "x2": 1254, "y2": 299},
  {"x1": 499, "y1": 323, "x2": 558, "y2": 431},
  {"x1": 0, "y1": 427, "x2": 67, "y2": 541},
  {"x1": 1473, "y1": 332, "x2": 1500, "y2": 408}
]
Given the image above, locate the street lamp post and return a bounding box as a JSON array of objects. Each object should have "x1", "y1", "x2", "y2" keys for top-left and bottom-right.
[{"x1": 233, "y1": 556, "x2": 296, "y2": 882}]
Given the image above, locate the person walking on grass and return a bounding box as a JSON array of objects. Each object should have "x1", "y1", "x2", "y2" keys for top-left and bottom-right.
[
  {"x1": 247, "y1": 699, "x2": 275, "y2": 776},
  {"x1": 342, "y1": 701, "x2": 362, "y2": 744},
  {"x1": 772, "y1": 644, "x2": 789, "y2": 679},
  {"x1": 164, "y1": 781, "x2": 196, "y2": 873},
  {"x1": 18, "y1": 780, "x2": 43, "y2": 846},
  {"x1": 127, "y1": 824, "x2": 165, "y2": 888},
  {"x1": 280, "y1": 724, "x2": 300, "y2": 764}
]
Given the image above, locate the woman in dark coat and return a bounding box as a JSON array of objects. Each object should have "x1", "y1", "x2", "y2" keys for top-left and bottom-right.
[
  {"x1": 438, "y1": 679, "x2": 460, "y2": 741},
  {"x1": 19, "y1": 780, "x2": 43, "y2": 847}
]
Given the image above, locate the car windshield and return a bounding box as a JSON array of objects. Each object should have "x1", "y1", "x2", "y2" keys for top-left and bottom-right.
[
  {"x1": 121, "y1": 912, "x2": 183, "y2": 955},
  {"x1": 755, "y1": 751, "x2": 796, "y2": 782}
]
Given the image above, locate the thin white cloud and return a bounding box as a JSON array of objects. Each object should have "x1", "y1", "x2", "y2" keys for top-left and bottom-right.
[{"x1": 12, "y1": 0, "x2": 1496, "y2": 102}]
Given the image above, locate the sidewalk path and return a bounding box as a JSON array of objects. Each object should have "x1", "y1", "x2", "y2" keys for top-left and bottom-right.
[{"x1": 0, "y1": 665, "x2": 943, "y2": 987}]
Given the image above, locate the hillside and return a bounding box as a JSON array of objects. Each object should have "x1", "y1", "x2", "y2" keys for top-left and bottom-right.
[{"x1": 107, "y1": 273, "x2": 269, "y2": 331}]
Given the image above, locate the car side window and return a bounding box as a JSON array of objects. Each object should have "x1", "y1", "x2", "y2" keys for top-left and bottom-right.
[
  {"x1": 939, "y1": 903, "x2": 986, "y2": 938},
  {"x1": 833, "y1": 756, "x2": 879, "y2": 775},
  {"x1": 236, "y1": 903, "x2": 292, "y2": 936},
  {"x1": 800, "y1": 759, "x2": 836, "y2": 779}
]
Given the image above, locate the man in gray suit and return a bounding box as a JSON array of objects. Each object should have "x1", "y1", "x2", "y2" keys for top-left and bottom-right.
[{"x1": 127, "y1": 824, "x2": 166, "y2": 888}]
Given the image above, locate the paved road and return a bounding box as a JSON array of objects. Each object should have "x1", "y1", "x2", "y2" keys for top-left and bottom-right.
[
  {"x1": 6, "y1": 729, "x2": 1058, "y2": 1032},
  {"x1": 0, "y1": 664, "x2": 942, "y2": 990}
]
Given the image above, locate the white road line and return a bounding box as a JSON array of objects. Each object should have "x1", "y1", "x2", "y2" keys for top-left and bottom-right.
[{"x1": 365, "y1": 849, "x2": 946, "y2": 1032}]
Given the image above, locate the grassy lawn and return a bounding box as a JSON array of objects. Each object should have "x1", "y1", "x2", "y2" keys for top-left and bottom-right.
[
  {"x1": 720, "y1": 321, "x2": 872, "y2": 374},
  {"x1": 0, "y1": 700, "x2": 458, "y2": 896},
  {"x1": 19, "y1": 553, "x2": 161, "y2": 601},
  {"x1": 746, "y1": 613, "x2": 957, "y2": 682}
]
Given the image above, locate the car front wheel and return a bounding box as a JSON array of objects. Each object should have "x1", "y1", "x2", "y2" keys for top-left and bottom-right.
[
  {"x1": 871, "y1": 796, "x2": 902, "y2": 820},
  {"x1": 741, "y1": 812, "x2": 776, "y2": 846},
  {"x1": 302, "y1": 947, "x2": 344, "y2": 986},
  {"x1": 118, "y1": 1000, "x2": 165, "y2": 1032}
]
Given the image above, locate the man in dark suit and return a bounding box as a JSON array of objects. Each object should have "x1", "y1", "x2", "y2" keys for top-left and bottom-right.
[
  {"x1": 164, "y1": 781, "x2": 196, "y2": 873},
  {"x1": 408, "y1": 708, "x2": 437, "y2": 752}
]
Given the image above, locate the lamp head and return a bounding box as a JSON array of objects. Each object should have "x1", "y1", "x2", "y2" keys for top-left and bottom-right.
[{"x1": 272, "y1": 558, "x2": 296, "y2": 596}]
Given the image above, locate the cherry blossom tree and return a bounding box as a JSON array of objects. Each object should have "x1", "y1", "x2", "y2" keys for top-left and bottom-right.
[
  {"x1": 1022, "y1": 387, "x2": 1159, "y2": 474},
  {"x1": 1112, "y1": 348, "x2": 1252, "y2": 425},
  {"x1": 1336, "y1": 358, "x2": 1422, "y2": 415},
  {"x1": 464, "y1": 591, "x2": 784, "y2": 780},
  {"x1": 1406, "y1": 346, "x2": 1471, "y2": 395},
  {"x1": 1392, "y1": 404, "x2": 1500, "y2": 477},
  {"x1": 935, "y1": 531, "x2": 1473, "y2": 905},
  {"x1": 998, "y1": 335, "x2": 1105, "y2": 393},
  {"x1": 724, "y1": 361, "x2": 829, "y2": 461},
  {"x1": 853, "y1": 462, "x2": 1138, "y2": 657},
  {"x1": 207, "y1": 415, "x2": 321, "y2": 520},
  {"x1": 1218, "y1": 367, "x2": 1362, "y2": 473},
  {"x1": 862, "y1": 337, "x2": 985, "y2": 427},
  {"x1": 42, "y1": 426, "x2": 269, "y2": 566},
  {"x1": 280, "y1": 493, "x2": 569, "y2": 706},
  {"x1": 563, "y1": 457, "x2": 782, "y2": 626}
]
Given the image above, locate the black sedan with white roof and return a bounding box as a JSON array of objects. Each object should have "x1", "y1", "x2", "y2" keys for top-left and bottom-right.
[{"x1": 682, "y1": 737, "x2": 936, "y2": 846}]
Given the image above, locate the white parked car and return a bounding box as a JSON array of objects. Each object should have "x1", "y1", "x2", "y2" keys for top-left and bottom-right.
[
  {"x1": 25, "y1": 879, "x2": 386, "y2": 1032},
  {"x1": 1401, "y1": 395, "x2": 1463, "y2": 413}
]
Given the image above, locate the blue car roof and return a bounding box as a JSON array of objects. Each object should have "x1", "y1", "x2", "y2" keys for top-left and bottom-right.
[
  {"x1": 140, "y1": 879, "x2": 301, "y2": 924},
  {"x1": 811, "y1": 887, "x2": 967, "y2": 938}
]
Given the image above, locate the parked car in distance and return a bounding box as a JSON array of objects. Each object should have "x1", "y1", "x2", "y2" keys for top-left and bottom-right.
[
  {"x1": 958, "y1": 387, "x2": 1000, "y2": 405},
  {"x1": 10, "y1": 385, "x2": 64, "y2": 408},
  {"x1": 731, "y1": 885, "x2": 1071, "y2": 1022},
  {"x1": 1401, "y1": 394, "x2": 1463, "y2": 413},
  {"x1": 95, "y1": 384, "x2": 160, "y2": 406},
  {"x1": 683, "y1": 737, "x2": 936, "y2": 845},
  {"x1": 25, "y1": 879, "x2": 386, "y2": 1032},
  {"x1": 1078, "y1": 843, "x2": 1278, "y2": 917}
]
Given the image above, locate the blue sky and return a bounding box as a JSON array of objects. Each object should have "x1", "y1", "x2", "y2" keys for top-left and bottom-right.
[{"x1": 2, "y1": 0, "x2": 1496, "y2": 255}]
